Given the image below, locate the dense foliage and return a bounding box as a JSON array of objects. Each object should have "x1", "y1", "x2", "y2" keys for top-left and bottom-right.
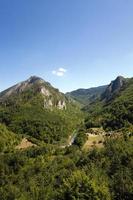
[
  {"x1": 73, "y1": 126, "x2": 88, "y2": 147},
  {"x1": 0, "y1": 91, "x2": 83, "y2": 145},
  {"x1": 0, "y1": 76, "x2": 133, "y2": 199},
  {"x1": 0, "y1": 132, "x2": 132, "y2": 200},
  {"x1": 0, "y1": 123, "x2": 21, "y2": 153}
]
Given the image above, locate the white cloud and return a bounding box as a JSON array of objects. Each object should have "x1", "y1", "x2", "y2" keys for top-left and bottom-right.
[
  {"x1": 59, "y1": 67, "x2": 67, "y2": 72},
  {"x1": 52, "y1": 68, "x2": 67, "y2": 77}
]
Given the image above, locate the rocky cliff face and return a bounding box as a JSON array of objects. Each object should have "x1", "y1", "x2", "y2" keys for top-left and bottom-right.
[
  {"x1": 0, "y1": 76, "x2": 67, "y2": 110},
  {"x1": 101, "y1": 76, "x2": 125, "y2": 101},
  {"x1": 57, "y1": 100, "x2": 66, "y2": 110}
]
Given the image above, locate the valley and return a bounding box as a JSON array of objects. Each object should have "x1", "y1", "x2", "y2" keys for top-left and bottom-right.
[
  {"x1": 1, "y1": 1, "x2": 133, "y2": 199},
  {"x1": 0, "y1": 75, "x2": 133, "y2": 200}
]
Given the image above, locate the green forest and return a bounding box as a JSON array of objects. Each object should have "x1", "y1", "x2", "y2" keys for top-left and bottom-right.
[
  {"x1": 0, "y1": 123, "x2": 132, "y2": 200},
  {"x1": 0, "y1": 76, "x2": 133, "y2": 200}
]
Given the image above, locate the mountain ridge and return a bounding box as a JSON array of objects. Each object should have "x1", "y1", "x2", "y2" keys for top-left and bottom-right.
[
  {"x1": 0, "y1": 76, "x2": 83, "y2": 144},
  {"x1": 0, "y1": 76, "x2": 67, "y2": 110},
  {"x1": 0, "y1": 75, "x2": 132, "y2": 199},
  {"x1": 84, "y1": 76, "x2": 133, "y2": 131},
  {"x1": 101, "y1": 76, "x2": 126, "y2": 102},
  {"x1": 66, "y1": 76, "x2": 131, "y2": 106},
  {"x1": 66, "y1": 85, "x2": 107, "y2": 105}
]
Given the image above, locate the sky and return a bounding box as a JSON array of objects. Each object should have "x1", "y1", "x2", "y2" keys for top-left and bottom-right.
[{"x1": 0, "y1": 0, "x2": 133, "y2": 93}]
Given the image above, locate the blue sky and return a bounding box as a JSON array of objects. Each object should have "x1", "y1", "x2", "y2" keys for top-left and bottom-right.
[{"x1": 0, "y1": 0, "x2": 133, "y2": 92}]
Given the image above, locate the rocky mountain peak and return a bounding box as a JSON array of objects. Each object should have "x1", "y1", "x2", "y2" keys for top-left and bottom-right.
[
  {"x1": 27, "y1": 76, "x2": 44, "y2": 84},
  {"x1": 0, "y1": 76, "x2": 67, "y2": 110},
  {"x1": 114, "y1": 75, "x2": 125, "y2": 86},
  {"x1": 101, "y1": 76, "x2": 125, "y2": 101},
  {"x1": 0, "y1": 76, "x2": 47, "y2": 98}
]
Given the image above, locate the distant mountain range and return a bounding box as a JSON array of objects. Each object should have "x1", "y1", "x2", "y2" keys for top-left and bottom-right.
[
  {"x1": 66, "y1": 75, "x2": 133, "y2": 131},
  {"x1": 66, "y1": 85, "x2": 107, "y2": 106},
  {"x1": 66, "y1": 76, "x2": 127, "y2": 106},
  {"x1": 0, "y1": 75, "x2": 132, "y2": 200},
  {"x1": 0, "y1": 75, "x2": 129, "y2": 108},
  {"x1": 0, "y1": 75, "x2": 132, "y2": 138}
]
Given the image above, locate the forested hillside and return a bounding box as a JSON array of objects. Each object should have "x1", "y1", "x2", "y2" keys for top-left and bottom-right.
[
  {"x1": 66, "y1": 85, "x2": 107, "y2": 105},
  {"x1": 84, "y1": 77, "x2": 133, "y2": 132},
  {"x1": 0, "y1": 77, "x2": 83, "y2": 144},
  {"x1": 0, "y1": 76, "x2": 133, "y2": 200},
  {"x1": 0, "y1": 128, "x2": 132, "y2": 199}
]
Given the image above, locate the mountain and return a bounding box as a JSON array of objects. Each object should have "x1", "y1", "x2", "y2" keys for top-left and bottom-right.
[
  {"x1": 66, "y1": 76, "x2": 127, "y2": 106},
  {"x1": 0, "y1": 76, "x2": 133, "y2": 200},
  {"x1": 101, "y1": 76, "x2": 125, "y2": 102},
  {"x1": 84, "y1": 76, "x2": 133, "y2": 131},
  {"x1": 0, "y1": 74, "x2": 132, "y2": 143},
  {"x1": 66, "y1": 85, "x2": 107, "y2": 106},
  {"x1": 0, "y1": 76, "x2": 67, "y2": 110},
  {"x1": 0, "y1": 76, "x2": 83, "y2": 144}
]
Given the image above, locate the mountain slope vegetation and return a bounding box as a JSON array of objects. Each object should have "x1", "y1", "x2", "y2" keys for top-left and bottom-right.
[
  {"x1": 0, "y1": 131, "x2": 132, "y2": 200},
  {"x1": 0, "y1": 76, "x2": 83, "y2": 144},
  {"x1": 66, "y1": 85, "x2": 107, "y2": 106},
  {"x1": 0, "y1": 75, "x2": 133, "y2": 200},
  {"x1": 84, "y1": 77, "x2": 133, "y2": 131},
  {"x1": 0, "y1": 123, "x2": 21, "y2": 153}
]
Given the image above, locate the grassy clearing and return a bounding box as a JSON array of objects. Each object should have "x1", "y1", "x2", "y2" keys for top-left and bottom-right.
[{"x1": 82, "y1": 134, "x2": 104, "y2": 150}]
